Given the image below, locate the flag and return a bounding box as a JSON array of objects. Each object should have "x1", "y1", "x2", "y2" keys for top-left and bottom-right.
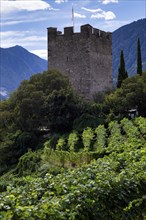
[
  {"x1": 72, "y1": 4, "x2": 74, "y2": 28},
  {"x1": 72, "y1": 4, "x2": 74, "y2": 21}
]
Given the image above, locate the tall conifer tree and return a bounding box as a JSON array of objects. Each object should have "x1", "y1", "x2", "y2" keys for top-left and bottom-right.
[
  {"x1": 117, "y1": 50, "x2": 128, "y2": 88},
  {"x1": 137, "y1": 38, "x2": 142, "y2": 75}
]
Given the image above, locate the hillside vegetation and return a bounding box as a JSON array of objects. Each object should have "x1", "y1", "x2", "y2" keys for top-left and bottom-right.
[
  {"x1": 0, "y1": 117, "x2": 146, "y2": 219},
  {"x1": 0, "y1": 70, "x2": 146, "y2": 219}
]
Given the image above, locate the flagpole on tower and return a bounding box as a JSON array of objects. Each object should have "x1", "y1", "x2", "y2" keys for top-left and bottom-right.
[{"x1": 72, "y1": 4, "x2": 74, "y2": 31}]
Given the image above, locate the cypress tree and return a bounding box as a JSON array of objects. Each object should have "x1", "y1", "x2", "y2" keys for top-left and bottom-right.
[
  {"x1": 137, "y1": 38, "x2": 142, "y2": 75},
  {"x1": 117, "y1": 50, "x2": 128, "y2": 88}
]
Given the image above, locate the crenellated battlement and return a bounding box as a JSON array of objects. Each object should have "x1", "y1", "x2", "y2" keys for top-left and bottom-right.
[{"x1": 47, "y1": 24, "x2": 111, "y2": 41}]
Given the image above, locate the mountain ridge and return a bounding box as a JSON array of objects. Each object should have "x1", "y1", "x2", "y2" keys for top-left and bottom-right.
[
  {"x1": 112, "y1": 18, "x2": 146, "y2": 82},
  {"x1": 0, "y1": 45, "x2": 47, "y2": 99}
]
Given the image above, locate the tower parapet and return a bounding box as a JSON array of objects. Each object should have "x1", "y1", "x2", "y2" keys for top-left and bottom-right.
[
  {"x1": 64, "y1": 27, "x2": 73, "y2": 38},
  {"x1": 47, "y1": 24, "x2": 113, "y2": 99},
  {"x1": 47, "y1": 27, "x2": 57, "y2": 41},
  {"x1": 81, "y1": 24, "x2": 93, "y2": 37},
  {"x1": 48, "y1": 24, "x2": 112, "y2": 41}
]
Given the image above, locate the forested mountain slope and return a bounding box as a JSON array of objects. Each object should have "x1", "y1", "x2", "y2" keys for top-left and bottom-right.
[
  {"x1": 0, "y1": 46, "x2": 47, "y2": 99},
  {"x1": 112, "y1": 18, "x2": 146, "y2": 83}
]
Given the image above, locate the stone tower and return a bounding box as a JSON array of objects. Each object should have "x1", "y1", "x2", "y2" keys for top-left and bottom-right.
[{"x1": 47, "y1": 24, "x2": 113, "y2": 99}]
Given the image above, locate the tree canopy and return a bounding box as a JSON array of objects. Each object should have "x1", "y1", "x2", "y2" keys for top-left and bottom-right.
[
  {"x1": 105, "y1": 71, "x2": 146, "y2": 118},
  {"x1": 2, "y1": 70, "x2": 82, "y2": 133}
]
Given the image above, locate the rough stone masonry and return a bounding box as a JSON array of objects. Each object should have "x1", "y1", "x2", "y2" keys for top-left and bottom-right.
[{"x1": 47, "y1": 24, "x2": 113, "y2": 99}]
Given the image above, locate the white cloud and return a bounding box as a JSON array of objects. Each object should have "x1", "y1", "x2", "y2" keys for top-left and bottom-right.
[
  {"x1": 74, "y1": 12, "x2": 86, "y2": 19},
  {"x1": 1, "y1": 17, "x2": 50, "y2": 26},
  {"x1": 1, "y1": 0, "x2": 56, "y2": 14},
  {"x1": 81, "y1": 7, "x2": 102, "y2": 13},
  {"x1": 1, "y1": 30, "x2": 48, "y2": 59},
  {"x1": 30, "y1": 49, "x2": 47, "y2": 60},
  {"x1": 81, "y1": 7, "x2": 116, "y2": 20},
  {"x1": 0, "y1": 31, "x2": 47, "y2": 49},
  {"x1": 81, "y1": 6, "x2": 116, "y2": 21},
  {"x1": 101, "y1": 0, "x2": 118, "y2": 4},
  {"x1": 91, "y1": 10, "x2": 116, "y2": 20},
  {"x1": 55, "y1": 0, "x2": 68, "y2": 4},
  {"x1": 100, "y1": 20, "x2": 132, "y2": 31},
  {"x1": 1, "y1": 31, "x2": 30, "y2": 40},
  {"x1": 0, "y1": 88, "x2": 8, "y2": 97}
]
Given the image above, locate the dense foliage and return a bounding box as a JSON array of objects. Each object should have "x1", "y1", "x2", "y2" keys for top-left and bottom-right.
[
  {"x1": 104, "y1": 71, "x2": 146, "y2": 118},
  {"x1": 1, "y1": 71, "x2": 146, "y2": 175},
  {"x1": 0, "y1": 117, "x2": 146, "y2": 220},
  {"x1": 0, "y1": 70, "x2": 83, "y2": 174},
  {"x1": 1, "y1": 68, "x2": 146, "y2": 219},
  {"x1": 8, "y1": 70, "x2": 82, "y2": 132}
]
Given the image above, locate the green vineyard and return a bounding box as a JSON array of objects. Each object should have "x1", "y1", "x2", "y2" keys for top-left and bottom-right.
[{"x1": 0, "y1": 117, "x2": 146, "y2": 220}]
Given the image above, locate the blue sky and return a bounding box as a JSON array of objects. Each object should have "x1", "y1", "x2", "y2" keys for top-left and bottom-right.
[{"x1": 1, "y1": 0, "x2": 146, "y2": 59}]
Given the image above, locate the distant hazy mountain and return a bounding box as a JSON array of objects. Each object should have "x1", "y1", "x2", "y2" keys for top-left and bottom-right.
[
  {"x1": 0, "y1": 45, "x2": 47, "y2": 99},
  {"x1": 112, "y1": 18, "x2": 146, "y2": 83}
]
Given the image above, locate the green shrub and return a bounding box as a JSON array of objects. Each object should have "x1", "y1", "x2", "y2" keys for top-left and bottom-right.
[{"x1": 16, "y1": 149, "x2": 42, "y2": 176}]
